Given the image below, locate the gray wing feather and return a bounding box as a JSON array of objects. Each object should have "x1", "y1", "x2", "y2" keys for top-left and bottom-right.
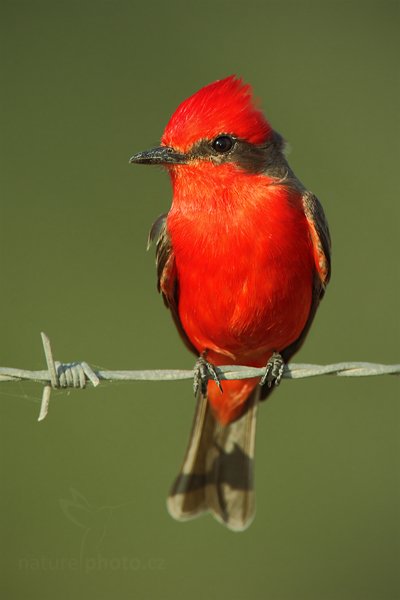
[
  {"x1": 302, "y1": 191, "x2": 331, "y2": 291},
  {"x1": 148, "y1": 213, "x2": 197, "y2": 353}
]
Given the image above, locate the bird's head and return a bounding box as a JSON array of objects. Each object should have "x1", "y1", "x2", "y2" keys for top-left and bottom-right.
[{"x1": 130, "y1": 76, "x2": 282, "y2": 177}]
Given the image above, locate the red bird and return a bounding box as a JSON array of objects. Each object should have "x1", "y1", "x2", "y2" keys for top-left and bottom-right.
[{"x1": 130, "y1": 76, "x2": 331, "y2": 530}]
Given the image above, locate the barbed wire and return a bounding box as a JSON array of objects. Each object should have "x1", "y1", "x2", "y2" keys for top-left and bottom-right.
[{"x1": 1, "y1": 333, "x2": 399, "y2": 422}]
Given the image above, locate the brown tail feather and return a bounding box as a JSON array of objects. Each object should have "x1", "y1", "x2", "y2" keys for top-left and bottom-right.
[{"x1": 167, "y1": 388, "x2": 259, "y2": 531}]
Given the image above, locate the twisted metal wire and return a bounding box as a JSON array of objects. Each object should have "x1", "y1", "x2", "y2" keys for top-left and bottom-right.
[{"x1": 0, "y1": 333, "x2": 398, "y2": 421}]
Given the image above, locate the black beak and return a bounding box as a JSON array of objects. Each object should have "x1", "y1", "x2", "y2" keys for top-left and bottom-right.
[{"x1": 129, "y1": 146, "x2": 187, "y2": 165}]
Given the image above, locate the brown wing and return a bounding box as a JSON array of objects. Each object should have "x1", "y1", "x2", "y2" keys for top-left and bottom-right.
[
  {"x1": 302, "y1": 191, "x2": 331, "y2": 292},
  {"x1": 283, "y1": 191, "x2": 331, "y2": 358},
  {"x1": 261, "y1": 191, "x2": 331, "y2": 398},
  {"x1": 148, "y1": 214, "x2": 197, "y2": 355}
]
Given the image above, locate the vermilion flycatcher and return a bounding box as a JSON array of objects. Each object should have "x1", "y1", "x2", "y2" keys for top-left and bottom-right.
[{"x1": 130, "y1": 76, "x2": 331, "y2": 530}]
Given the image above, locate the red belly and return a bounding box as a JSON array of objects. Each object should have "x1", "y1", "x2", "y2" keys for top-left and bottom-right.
[{"x1": 167, "y1": 183, "x2": 315, "y2": 422}]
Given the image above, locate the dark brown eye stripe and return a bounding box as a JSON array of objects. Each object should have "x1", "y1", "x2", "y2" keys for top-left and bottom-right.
[{"x1": 187, "y1": 130, "x2": 289, "y2": 177}]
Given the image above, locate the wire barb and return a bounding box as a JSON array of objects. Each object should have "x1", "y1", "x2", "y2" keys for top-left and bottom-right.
[
  {"x1": 37, "y1": 332, "x2": 100, "y2": 421},
  {"x1": 0, "y1": 333, "x2": 398, "y2": 422}
]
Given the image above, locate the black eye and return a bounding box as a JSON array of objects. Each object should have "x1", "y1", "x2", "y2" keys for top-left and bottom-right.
[{"x1": 211, "y1": 135, "x2": 234, "y2": 153}]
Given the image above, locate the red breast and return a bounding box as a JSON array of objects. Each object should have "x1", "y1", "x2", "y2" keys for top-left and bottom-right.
[{"x1": 167, "y1": 162, "x2": 314, "y2": 423}]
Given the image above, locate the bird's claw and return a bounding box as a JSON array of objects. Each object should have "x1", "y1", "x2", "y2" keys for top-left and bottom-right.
[
  {"x1": 260, "y1": 352, "x2": 285, "y2": 388},
  {"x1": 193, "y1": 355, "x2": 223, "y2": 396}
]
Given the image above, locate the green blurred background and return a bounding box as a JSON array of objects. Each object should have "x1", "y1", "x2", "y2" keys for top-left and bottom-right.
[{"x1": 1, "y1": 1, "x2": 399, "y2": 598}]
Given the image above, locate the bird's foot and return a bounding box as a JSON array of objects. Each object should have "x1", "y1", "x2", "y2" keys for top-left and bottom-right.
[
  {"x1": 259, "y1": 352, "x2": 285, "y2": 388},
  {"x1": 193, "y1": 354, "x2": 223, "y2": 396}
]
